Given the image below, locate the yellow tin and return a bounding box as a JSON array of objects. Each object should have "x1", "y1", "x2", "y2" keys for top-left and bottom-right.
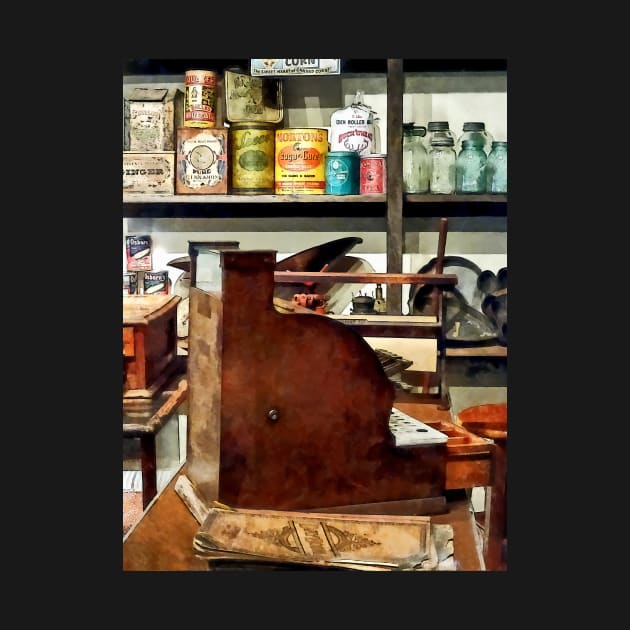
[
  {"x1": 230, "y1": 122, "x2": 276, "y2": 194},
  {"x1": 184, "y1": 69, "x2": 217, "y2": 128},
  {"x1": 274, "y1": 128, "x2": 328, "y2": 194}
]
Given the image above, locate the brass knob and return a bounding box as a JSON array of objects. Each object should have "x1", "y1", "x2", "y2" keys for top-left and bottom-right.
[{"x1": 267, "y1": 409, "x2": 279, "y2": 422}]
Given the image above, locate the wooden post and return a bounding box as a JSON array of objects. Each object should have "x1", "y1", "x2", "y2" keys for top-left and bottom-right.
[
  {"x1": 140, "y1": 434, "x2": 157, "y2": 509},
  {"x1": 386, "y1": 59, "x2": 404, "y2": 315}
]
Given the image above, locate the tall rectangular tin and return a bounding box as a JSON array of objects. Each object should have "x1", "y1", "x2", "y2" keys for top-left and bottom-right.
[{"x1": 123, "y1": 88, "x2": 184, "y2": 152}]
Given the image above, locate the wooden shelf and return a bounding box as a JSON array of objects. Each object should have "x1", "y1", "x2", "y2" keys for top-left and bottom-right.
[
  {"x1": 405, "y1": 194, "x2": 507, "y2": 203},
  {"x1": 123, "y1": 58, "x2": 507, "y2": 313},
  {"x1": 446, "y1": 345, "x2": 507, "y2": 358},
  {"x1": 123, "y1": 193, "x2": 506, "y2": 205},
  {"x1": 123, "y1": 193, "x2": 386, "y2": 204}
]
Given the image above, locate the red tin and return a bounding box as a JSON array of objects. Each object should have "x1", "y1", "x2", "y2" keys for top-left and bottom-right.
[{"x1": 360, "y1": 154, "x2": 387, "y2": 194}]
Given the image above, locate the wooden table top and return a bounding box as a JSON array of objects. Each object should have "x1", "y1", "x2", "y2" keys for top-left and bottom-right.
[
  {"x1": 458, "y1": 402, "x2": 507, "y2": 441},
  {"x1": 123, "y1": 294, "x2": 181, "y2": 325}
]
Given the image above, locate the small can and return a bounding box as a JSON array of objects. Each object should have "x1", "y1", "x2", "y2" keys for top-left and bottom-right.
[
  {"x1": 143, "y1": 270, "x2": 170, "y2": 295},
  {"x1": 126, "y1": 235, "x2": 152, "y2": 271},
  {"x1": 184, "y1": 70, "x2": 217, "y2": 128},
  {"x1": 325, "y1": 151, "x2": 360, "y2": 195},
  {"x1": 360, "y1": 153, "x2": 387, "y2": 194},
  {"x1": 230, "y1": 122, "x2": 276, "y2": 194},
  {"x1": 123, "y1": 272, "x2": 138, "y2": 295}
]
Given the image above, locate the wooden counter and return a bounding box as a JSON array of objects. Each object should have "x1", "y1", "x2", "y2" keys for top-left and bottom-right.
[{"x1": 123, "y1": 468, "x2": 483, "y2": 571}]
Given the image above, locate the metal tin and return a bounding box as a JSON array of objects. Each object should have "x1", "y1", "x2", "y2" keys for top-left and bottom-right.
[
  {"x1": 143, "y1": 270, "x2": 170, "y2": 295},
  {"x1": 126, "y1": 235, "x2": 152, "y2": 271},
  {"x1": 176, "y1": 127, "x2": 228, "y2": 194},
  {"x1": 230, "y1": 122, "x2": 276, "y2": 194},
  {"x1": 325, "y1": 151, "x2": 360, "y2": 195},
  {"x1": 123, "y1": 272, "x2": 138, "y2": 295},
  {"x1": 275, "y1": 128, "x2": 328, "y2": 194},
  {"x1": 123, "y1": 87, "x2": 184, "y2": 151},
  {"x1": 123, "y1": 151, "x2": 175, "y2": 194},
  {"x1": 224, "y1": 69, "x2": 283, "y2": 123},
  {"x1": 360, "y1": 153, "x2": 387, "y2": 194},
  {"x1": 184, "y1": 70, "x2": 217, "y2": 128}
]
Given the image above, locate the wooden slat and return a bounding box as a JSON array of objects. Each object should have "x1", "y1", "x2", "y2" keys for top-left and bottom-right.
[
  {"x1": 122, "y1": 192, "x2": 506, "y2": 204},
  {"x1": 446, "y1": 345, "x2": 507, "y2": 357},
  {"x1": 274, "y1": 271, "x2": 457, "y2": 285},
  {"x1": 123, "y1": 378, "x2": 188, "y2": 436},
  {"x1": 123, "y1": 193, "x2": 386, "y2": 203},
  {"x1": 386, "y1": 58, "x2": 404, "y2": 314},
  {"x1": 122, "y1": 326, "x2": 134, "y2": 356}
]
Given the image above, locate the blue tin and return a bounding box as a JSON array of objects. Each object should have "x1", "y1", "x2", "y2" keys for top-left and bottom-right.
[{"x1": 325, "y1": 151, "x2": 360, "y2": 195}]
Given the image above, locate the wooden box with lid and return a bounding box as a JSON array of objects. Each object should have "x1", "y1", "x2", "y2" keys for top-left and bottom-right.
[{"x1": 123, "y1": 294, "x2": 181, "y2": 399}]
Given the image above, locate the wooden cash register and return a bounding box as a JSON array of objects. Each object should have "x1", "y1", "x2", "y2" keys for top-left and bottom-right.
[{"x1": 123, "y1": 245, "x2": 494, "y2": 570}]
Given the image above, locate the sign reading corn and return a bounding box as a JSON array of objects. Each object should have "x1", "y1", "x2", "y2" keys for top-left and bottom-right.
[{"x1": 250, "y1": 59, "x2": 340, "y2": 76}]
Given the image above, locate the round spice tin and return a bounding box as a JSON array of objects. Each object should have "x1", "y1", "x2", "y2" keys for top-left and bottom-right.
[
  {"x1": 360, "y1": 153, "x2": 387, "y2": 194},
  {"x1": 230, "y1": 122, "x2": 276, "y2": 194},
  {"x1": 325, "y1": 151, "x2": 360, "y2": 195},
  {"x1": 184, "y1": 69, "x2": 217, "y2": 128}
]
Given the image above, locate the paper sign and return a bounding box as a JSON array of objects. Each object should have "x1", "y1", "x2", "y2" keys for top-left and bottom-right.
[{"x1": 251, "y1": 59, "x2": 340, "y2": 76}]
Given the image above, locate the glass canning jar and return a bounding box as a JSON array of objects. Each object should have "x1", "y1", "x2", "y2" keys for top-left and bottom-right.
[
  {"x1": 486, "y1": 141, "x2": 507, "y2": 193},
  {"x1": 429, "y1": 136, "x2": 456, "y2": 194},
  {"x1": 402, "y1": 124, "x2": 430, "y2": 193},
  {"x1": 455, "y1": 122, "x2": 494, "y2": 156},
  {"x1": 456, "y1": 139, "x2": 487, "y2": 193},
  {"x1": 424, "y1": 121, "x2": 457, "y2": 152}
]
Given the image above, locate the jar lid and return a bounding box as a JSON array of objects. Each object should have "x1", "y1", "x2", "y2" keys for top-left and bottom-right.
[
  {"x1": 403, "y1": 123, "x2": 426, "y2": 136},
  {"x1": 428, "y1": 121, "x2": 450, "y2": 131},
  {"x1": 462, "y1": 139, "x2": 484, "y2": 148},
  {"x1": 491, "y1": 141, "x2": 507, "y2": 148},
  {"x1": 327, "y1": 151, "x2": 360, "y2": 160},
  {"x1": 431, "y1": 137, "x2": 454, "y2": 146},
  {"x1": 463, "y1": 122, "x2": 486, "y2": 131}
]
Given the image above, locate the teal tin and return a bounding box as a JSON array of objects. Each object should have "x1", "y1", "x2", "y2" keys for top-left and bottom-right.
[{"x1": 325, "y1": 151, "x2": 360, "y2": 195}]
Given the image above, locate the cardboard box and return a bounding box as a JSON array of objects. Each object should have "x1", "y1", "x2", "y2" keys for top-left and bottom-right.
[
  {"x1": 176, "y1": 127, "x2": 228, "y2": 194},
  {"x1": 123, "y1": 151, "x2": 175, "y2": 194},
  {"x1": 123, "y1": 87, "x2": 184, "y2": 152}
]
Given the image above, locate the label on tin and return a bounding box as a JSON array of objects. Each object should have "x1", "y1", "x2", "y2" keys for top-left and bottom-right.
[
  {"x1": 224, "y1": 70, "x2": 283, "y2": 123},
  {"x1": 231, "y1": 125, "x2": 275, "y2": 192},
  {"x1": 126, "y1": 235, "x2": 152, "y2": 271},
  {"x1": 325, "y1": 153, "x2": 359, "y2": 195},
  {"x1": 360, "y1": 155, "x2": 387, "y2": 194},
  {"x1": 124, "y1": 88, "x2": 184, "y2": 152},
  {"x1": 143, "y1": 270, "x2": 169, "y2": 295},
  {"x1": 275, "y1": 128, "x2": 327, "y2": 194},
  {"x1": 185, "y1": 70, "x2": 217, "y2": 127},
  {"x1": 177, "y1": 130, "x2": 227, "y2": 191},
  {"x1": 122, "y1": 152, "x2": 175, "y2": 194}
]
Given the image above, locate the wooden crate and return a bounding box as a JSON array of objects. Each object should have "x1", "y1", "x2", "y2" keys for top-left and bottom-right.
[{"x1": 123, "y1": 294, "x2": 181, "y2": 398}]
